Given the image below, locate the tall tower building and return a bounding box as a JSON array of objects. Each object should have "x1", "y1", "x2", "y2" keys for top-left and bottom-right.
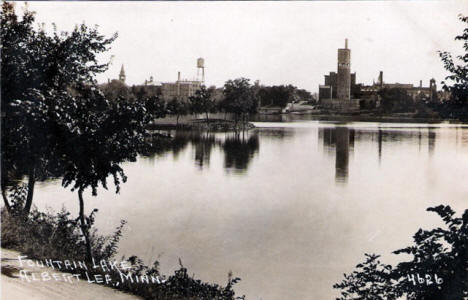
[
  {"x1": 430, "y1": 78, "x2": 437, "y2": 101},
  {"x1": 337, "y1": 39, "x2": 351, "y2": 100},
  {"x1": 119, "y1": 64, "x2": 126, "y2": 83}
]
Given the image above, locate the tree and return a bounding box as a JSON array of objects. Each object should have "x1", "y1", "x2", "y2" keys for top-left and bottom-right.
[
  {"x1": 101, "y1": 79, "x2": 130, "y2": 100},
  {"x1": 334, "y1": 205, "x2": 468, "y2": 300},
  {"x1": 256, "y1": 84, "x2": 313, "y2": 108},
  {"x1": 220, "y1": 78, "x2": 258, "y2": 126},
  {"x1": 0, "y1": 3, "x2": 151, "y2": 262},
  {"x1": 257, "y1": 85, "x2": 293, "y2": 108},
  {"x1": 391, "y1": 205, "x2": 468, "y2": 300},
  {"x1": 58, "y1": 90, "x2": 150, "y2": 262},
  {"x1": 189, "y1": 85, "x2": 216, "y2": 123},
  {"x1": 1, "y1": 3, "x2": 49, "y2": 214},
  {"x1": 296, "y1": 87, "x2": 314, "y2": 103},
  {"x1": 1, "y1": 2, "x2": 117, "y2": 215},
  {"x1": 167, "y1": 97, "x2": 189, "y2": 125},
  {"x1": 130, "y1": 85, "x2": 162, "y2": 102},
  {"x1": 378, "y1": 88, "x2": 415, "y2": 113},
  {"x1": 144, "y1": 95, "x2": 166, "y2": 121},
  {"x1": 333, "y1": 254, "x2": 397, "y2": 300},
  {"x1": 439, "y1": 14, "x2": 468, "y2": 118}
]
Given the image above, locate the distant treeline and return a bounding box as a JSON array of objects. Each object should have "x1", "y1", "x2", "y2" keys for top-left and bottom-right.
[{"x1": 100, "y1": 78, "x2": 315, "y2": 122}]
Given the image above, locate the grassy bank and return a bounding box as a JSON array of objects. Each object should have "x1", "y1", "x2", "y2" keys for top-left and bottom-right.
[{"x1": 1, "y1": 207, "x2": 244, "y2": 300}]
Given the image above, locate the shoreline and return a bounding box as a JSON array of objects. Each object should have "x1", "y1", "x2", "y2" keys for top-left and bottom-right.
[
  {"x1": 253, "y1": 110, "x2": 467, "y2": 124},
  {"x1": 1, "y1": 248, "x2": 139, "y2": 300},
  {"x1": 148, "y1": 113, "x2": 466, "y2": 130},
  {"x1": 283, "y1": 114, "x2": 448, "y2": 124},
  {"x1": 147, "y1": 118, "x2": 256, "y2": 131}
]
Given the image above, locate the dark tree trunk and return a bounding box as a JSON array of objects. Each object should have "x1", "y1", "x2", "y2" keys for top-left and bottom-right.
[
  {"x1": 176, "y1": 114, "x2": 180, "y2": 126},
  {"x1": 242, "y1": 114, "x2": 246, "y2": 132},
  {"x1": 205, "y1": 112, "x2": 209, "y2": 124},
  {"x1": 233, "y1": 115, "x2": 239, "y2": 133},
  {"x1": 22, "y1": 166, "x2": 36, "y2": 215},
  {"x1": 78, "y1": 189, "x2": 93, "y2": 262},
  {"x1": 1, "y1": 184, "x2": 11, "y2": 213}
]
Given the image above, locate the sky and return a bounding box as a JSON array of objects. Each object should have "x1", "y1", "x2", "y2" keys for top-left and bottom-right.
[{"x1": 23, "y1": 1, "x2": 468, "y2": 93}]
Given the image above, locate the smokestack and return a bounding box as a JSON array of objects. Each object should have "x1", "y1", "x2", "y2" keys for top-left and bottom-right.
[
  {"x1": 178, "y1": 71, "x2": 181, "y2": 81},
  {"x1": 420, "y1": 80, "x2": 422, "y2": 88},
  {"x1": 379, "y1": 71, "x2": 383, "y2": 87},
  {"x1": 345, "y1": 38, "x2": 348, "y2": 49}
]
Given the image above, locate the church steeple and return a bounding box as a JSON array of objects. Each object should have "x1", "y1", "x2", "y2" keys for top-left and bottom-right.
[{"x1": 119, "y1": 64, "x2": 126, "y2": 83}]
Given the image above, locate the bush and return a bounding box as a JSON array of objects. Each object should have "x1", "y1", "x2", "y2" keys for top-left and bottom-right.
[
  {"x1": 334, "y1": 205, "x2": 468, "y2": 300},
  {"x1": 1, "y1": 188, "x2": 244, "y2": 299}
]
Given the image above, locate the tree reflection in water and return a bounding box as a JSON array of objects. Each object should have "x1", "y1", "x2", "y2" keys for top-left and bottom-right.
[
  {"x1": 191, "y1": 132, "x2": 216, "y2": 168},
  {"x1": 222, "y1": 132, "x2": 259, "y2": 173},
  {"x1": 142, "y1": 130, "x2": 260, "y2": 174}
]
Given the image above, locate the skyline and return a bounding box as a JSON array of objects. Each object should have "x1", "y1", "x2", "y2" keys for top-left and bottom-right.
[{"x1": 24, "y1": 1, "x2": 468, "y2": 93}]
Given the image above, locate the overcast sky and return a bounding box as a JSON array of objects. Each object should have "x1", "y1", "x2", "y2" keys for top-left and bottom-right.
[{"x1": 24, "y1": 1, "x2": 467, "y2": 93}]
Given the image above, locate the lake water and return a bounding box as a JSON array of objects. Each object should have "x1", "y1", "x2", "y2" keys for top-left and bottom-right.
[{"x1": 33, "y1": 120, "x2": 468, "y2": 299}]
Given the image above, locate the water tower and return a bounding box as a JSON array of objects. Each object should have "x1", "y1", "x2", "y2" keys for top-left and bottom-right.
[{"x1": 197, "y1": 58, "x2": 205, "y2": 83}]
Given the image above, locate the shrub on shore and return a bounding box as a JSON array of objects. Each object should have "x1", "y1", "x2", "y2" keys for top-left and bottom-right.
[
  {"x1": 1, "y1": 200, "x2": 244, "y2": 300},
  {"x1": 334, "y1": 205, "x2": 468, "y2": 300}
]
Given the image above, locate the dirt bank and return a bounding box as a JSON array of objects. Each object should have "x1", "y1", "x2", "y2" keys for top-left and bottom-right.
[{"x1": 1, "y1": 248, "x2": 139, "y2": 300}]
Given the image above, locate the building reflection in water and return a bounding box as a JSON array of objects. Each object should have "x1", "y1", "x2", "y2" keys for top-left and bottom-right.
[
  {"x1": 319, "y1": 125, "x2": 439, "y2": 184},
  {"x1": 461, "y1": 127, "x2": 468, "y2": 146},
  {"x1": 145, "y1": 125, "x2": 441, "y2": 180},
  {"x1": 428, "y1": 128, "x2": 436, "y2": 156},
  {"x1": 378, "y1": 129, "x2": 382, "y2": 163},
  {"x1": 319, "y1": 127, "x2": 354, "y2": 183}
]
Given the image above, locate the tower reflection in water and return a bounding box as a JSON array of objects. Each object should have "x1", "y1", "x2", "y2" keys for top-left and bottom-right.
[
  {"x1": 319, "y1": 127, "x2": 355, "y2": 183},
  {"x1": 319, "y1": 126, "x2": 438, "y2": 183}
]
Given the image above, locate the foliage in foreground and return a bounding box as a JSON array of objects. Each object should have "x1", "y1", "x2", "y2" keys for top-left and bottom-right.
[
  {"x1": 435, "y1": 14, "x2": 468, "y2": 119},
  {"x1": 1, "y1": 203, "x2": 244, "y2": 300},
  {"x1": 334, "y1": 205, "x2": 468, "y2": 300},
  {"x1": 1, "y1": 1, "x2": 119, "y2": 215},
  {"x1": 1, "y1": 2, "x2": 155, "y2": 263}
]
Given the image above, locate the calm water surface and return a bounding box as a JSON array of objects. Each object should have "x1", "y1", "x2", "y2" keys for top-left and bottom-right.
[{"x1": 34, "y1": 120, "x2": 468, "y2": 299}]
